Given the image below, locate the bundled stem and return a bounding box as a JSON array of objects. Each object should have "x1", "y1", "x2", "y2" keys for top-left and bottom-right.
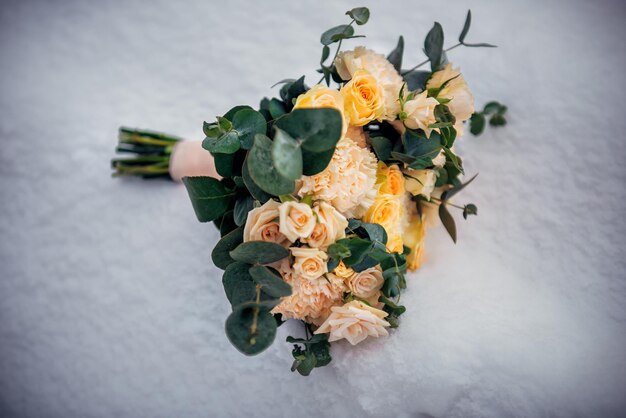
[{"x1": 111, "y1": 127, "x2": 182, "y2": 179}]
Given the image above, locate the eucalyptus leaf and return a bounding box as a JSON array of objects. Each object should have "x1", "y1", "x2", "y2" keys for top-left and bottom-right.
[
  {"x1": 438, "y1": 203, "x2": 457, "y2": 243},
  {"x1": 404, "y1": 70, "x2": 431, "y2": 91},
  {"x1": 234, "y1": 194, "x2": 255, "y2": 226},
  {"x1": 224, "y1": 105, "x2": 253, "y2": 120},
  {"x1": 212, "y1": 226, "x2": 244, "y2": 270},
  {"x1": 424, "y1": 22, "x2": 444, "y2": 71},
  {"x1": 182, "y1": 176, "x2": 236, "y2": 223},
  {"x1": 302, "y1": 147, "x2": 335, "y2": 176},
  {"x1": 242, "y1": 156, "x2": 271, "y2": 203},
  {"x1": 222, "y1": 261, "x2": 257, "y2": 306},
  {"x1": 369, "y1": 135, "x2": 392, "y2": 161},
  {"x1": 321, "y1": 25, "x2": 354, "y2": 45},
  {"x1": 387, "y1": 36, "x2": 404, "y2": 73},
  {"x1": 346, "y1": 7, "x2": 370, "y2": 25},
  {"x1": 444, "y1": 173, "x2": 477, "y2": 200},
  {"x1": 202, "y1": 130, "x2": 240, "y2": 154},
  {"x1": 247, "y1": 134, "x2": 295, "y2": 196},
  {"x1": 274, "y1": 108, "x2": 343, "y2": 153},
  {"x1": 459, "y1": 10, "x2": 471, "y2": 43},
  {"x1": 249, "y1": 265, "x2": 292, "y2": 298},
  {"x1": 232, "y1": 109, "x2": 266, "y2": 150},
  {"x1": 230, "y1": 241, "x2": 289, "y2": 265},
  {"x1": 470, "y1": 113, "x2": 486, "y2": 135},
  {"x1": 225, "y1": 303, "x2": 277, "y2": 356},
  {"x1": 463, "y1": 203, "x2": 478, "y2": 219},
  {"x1": 271, "y1": 128, "x2": 303, "y2": 181}
]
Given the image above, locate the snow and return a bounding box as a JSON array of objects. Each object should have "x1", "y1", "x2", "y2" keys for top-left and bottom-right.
[{"x1": 1, "y1": 0, "x2": 625, "y2": 417}]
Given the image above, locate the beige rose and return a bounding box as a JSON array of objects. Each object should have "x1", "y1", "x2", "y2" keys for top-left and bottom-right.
[
  {"x1": 340, "y1": 69, "x2": 384, "y2": 126},
  {"x1": 403, "y1": 91, "x2": 439, "y2": 137},
  {"x1": 347, "y1": 267, "x2": 384, "y2": 299},
  {"x1": 404, "y1": 168, "x2": 436, "y2": 200},
  {"x1": 278, "y1": 201, "x2": 316, "y2": 243},
  {"x1": 294, "y1": 84, "x2": 347, "y2": 138},
  {"x1": 427, "y1": 63, "x2": 474, "y2": 125},
  {"x1": 314, "y1": 300, "x2": 390, "y2": 345},
  {"x1": 302, "y1": 202, "x2": 348, "y2": 249},
  {"x1": 290, "y1": 247, "x2": 328, "y2": 281},
  {"x1": 243, "y1": 199, "x2": 289, "y2": 246}
]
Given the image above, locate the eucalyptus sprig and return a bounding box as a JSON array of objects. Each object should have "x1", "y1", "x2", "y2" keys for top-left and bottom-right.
[{"x1": 470, "y1": 101, "x2": 508, "y2": 135}]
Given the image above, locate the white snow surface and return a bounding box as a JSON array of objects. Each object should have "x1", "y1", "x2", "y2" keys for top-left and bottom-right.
[{"x1": 1, "y1": 0, "x2": 625, "y2": 417}]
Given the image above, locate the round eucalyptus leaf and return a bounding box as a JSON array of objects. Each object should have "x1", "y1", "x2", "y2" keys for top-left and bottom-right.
[
  {"x1": 230, "y1": 241, "x2": 289, "y2": 265},
  {"x1": 274, "y1": 108, "x2": 342, "y2": 153},
  {"x1": 232, "y1": 109, "x2": 266, "y2": 150},
  {"x1": 249, "y1": 265, "x2": 292, "y2": 298},
  {"x1": 225, "y1": 304, "x2": 277, "y2": 356},
  {"x1": 211, "y1": 226, "x2": 244, "y2": 270},
  {"x1": 302, "y1": 147, "x2": 335, "y2": 176},
  {"x1": 271, "y1": 128, "x2": 302, "y2": 181},
  {"x1": 242, "y1": 156, "x2": 271, "y2": 203},
  {"x1": 247, "y1": 134, "x2": 295, "y2": 196},
  {"x1": 222, "y1": 262, "x2": 257, "y2": 306},
  {"x1": 202, "y1": 130, "x2": 240, "y2": 154}
]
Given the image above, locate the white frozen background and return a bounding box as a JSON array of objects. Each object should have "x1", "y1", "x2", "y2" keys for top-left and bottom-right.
[{"x1": 1, "y1": 0, "x2": 625, "y2": 416}]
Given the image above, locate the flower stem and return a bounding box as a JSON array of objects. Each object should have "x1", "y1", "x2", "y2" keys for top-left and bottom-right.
[{"x1": 401, "y1": 43, "x2": 463, "y2": 76}]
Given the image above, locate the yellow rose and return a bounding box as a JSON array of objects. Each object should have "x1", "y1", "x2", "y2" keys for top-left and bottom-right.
[
  {"x1": 290, "y1": 247, "x2": 329, "y2": 281},
  {"x1": 403, "y1": 214, "x2": 425, "y2": 271},
  {"x1": 386, "y1": 233, "x2": 404, "y2": 253},
  {"x1": 362, "y1": 194, "x2": 403, "y2": 233},
  {"x1": 333, "y1": 261, "x2": 355, "y2": 280},
  {"x1": 294, "y1": 84, "x2": 347, "y2": 137},
  {"x1": 378, "y1": 163, "x2": 405, "y2": 196},
  {"x1": 243, "y1": 199, "x2": 289, "y2": 246},
  {"x1": 340, "y1": 69, "x2": 384, "y2": 126},
  {"x1": 278, "y1": 202, "x2": 316, "y2": 243},
  {"x1": 404, "y1": 168, "x2": 436, "y2": 200},
  {"x1": 347, "y1": 267, "x2": 384, "y2": 299}
]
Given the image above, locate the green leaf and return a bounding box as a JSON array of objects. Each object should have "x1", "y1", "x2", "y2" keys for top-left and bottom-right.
[
  {"x1": 212, "y1": 226, "x2": 244, "y2": 270},
  {"x1": 321, "y1": 45, "x2": 330, "y2": 63},
  {"x1": 328, "y1": 242, "x2": 351, "y2": 259},
  {"x1": 274, "y1": 108, "x2": 343, "y2": 153},
  {"x1": 202, "y1": 130, "x2": 240, "y2": 154},
  {"x1": 222, "y1": 261, "x2": 257, "y2": 306},
  {"x1": 234, "y1": 194, "x2": 255, "y2": 226},
  {"x1": 424, "y1": 22, "x2": 444, "y2": 71},
  {"x1": 489, "y1": 114, "x2": 507, "y2": 126},
  {"x1": 279, "y1": 76, "x2": 307, "y2": 111},
  {"x1": 247, "y1": 134, "x2": 295, "y2": 196},
  {"x1": 483, "y1": 101, "x2": 502, "y2": 115},
  {"x1": 434, "y1": 104, "x2": 456, "y2": 125},
  {"x1": 232, "y1": 109, "x2": 266, "y2": 150},
  {"x1": 369, "y1": 135, "x2": 392, "y2": 161},
  {"x1": 459, "y1": 10, "x2": 471, "y2": 43},
  {"x1": 321, "y1": 25, "x2": 354, "y2": 45},
  {"x1": 444, "y1": 173, "x2": 477, "y2": 200},
  {"x1": 223, "y1": 105, "x2": 253, "y2": 120},
  {"x1": 225, "y1": 303, "x2": 277, "y2": 356},
  {"x1": 336, "y1": 237, "x2": 373, "y2": 267},
  {"x1": 380, "y1": 295, "x2": 406, "y2": 316},
  {"x1": 294, "y1": 350, "x2": 317, "y2": 376},
  {"x1": 360, "y1": 223, "x2": 388, "y2": 245},
  {"x1": 387, "y1": 36, "x2": 404, "y2": 73},
  {"x1": 469, "y1": 113, "x2": 486, "y2": 135},
  {"x1": 438, "y1": 203, "x2": 457, "y2": 243},
  {"x1": 271, "y1": 128, "x2": 303, "y2": 181},
  {"x1": 182, "y1": 176, "x2": 236, "y2": 222},
  {"x1": 230, "y1": 241, "x2": 289, "y2": 265},
  {"x1": 214, "y1": 152, "x2": 234, "y2": 178},
  {"x1": 242, "y1": 156, "x2": 271, "y2": 203},
  {"x1": 382, "y1": 269, "x2": 401, "y2": 298},
  {"x1": 463, "y1": 42, "x2": 497, "y2": 48},
  {"x1": 249, "y1": 265, "x2": 292, "y2": 298},
  {"x1": 404, "y1": 70, "x2": 431, "y2": 91},
  {"x1": 302, "y1": 147, "x2": 335, "y2": 176},
  {"x1": 402, "y1": 129, "x2": 442, "y2": 166},
  {"x1": 216, "y1": 210, "x2": 237, "y2": 237},
  {"x1": 463, "y1": 203, "x2": 478, "y2": 219},
  {"x1": 268, "y1": 98, "x2": 286, "y2": 119},
  {"x1": 346, "y1": 7, "x2": 370, "y2": 25}
]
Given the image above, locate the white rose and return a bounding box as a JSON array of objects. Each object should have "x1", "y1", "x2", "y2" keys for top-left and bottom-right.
[
  {"x1": 432, "y1": 149, "x2": 446, "y2": 168},
  {"x1": 278, "y1": 201, "x2": 316, "y2": 243},
  {"x1": 290, "y1": 247, "x2": 328, "y2": 281},
  {"x1": 403, "y1": 91, "x2": 440, "y2": 137},
  {"x1": 302, "y1": 202, "x2": 348, "y2": 249},
  {"x1": 427, "y1": 63, "x2": 474, "y2": 125},
  {"x1": 243, "y1": 199, "x2": 289, "y2": 246},
  {"x1": 347, "y1": 267, "x2": 384, "y2": 299},
  {"x1": 314, "y1": 300, "x2": 390, "y2": 345},
  {"x1": 404, "y1": 168, "x2": 436, "y2": 200}
]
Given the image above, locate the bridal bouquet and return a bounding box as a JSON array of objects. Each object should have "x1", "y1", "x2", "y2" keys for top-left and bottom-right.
[{"x1": 112, "y1": 7, "x2": 506, "y2": 375}]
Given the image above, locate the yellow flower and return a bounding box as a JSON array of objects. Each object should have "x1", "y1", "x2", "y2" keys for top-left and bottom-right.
[
  {"x1": 294, "y1": 84, "x2": 347, "y2": 137},
  {"x1": 404, "y1": 168, "x2": 436, "y2": 200},
  {"x1": 340, "y1": 69, "x2": 384, "y2": 126},
  {"x1": 333, "y1": 261, "x2": 355, "y2": 280},
  {"x1": 362, "y1": 194, "x2": 403, "y2": 233},
  {"x1": 403, "y1": 214, "x2": 426, "y2": 271},
  {"x1": 377, "y1": 163, "x2": 405, "y2": 196},
  {"x1": 386, "y1": 233, "x2": 404, "y2": 253}
]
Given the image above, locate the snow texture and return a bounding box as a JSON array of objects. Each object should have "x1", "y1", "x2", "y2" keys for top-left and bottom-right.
[{"x1": 1, "y1": 0, "x2": 626, "y2": 417}]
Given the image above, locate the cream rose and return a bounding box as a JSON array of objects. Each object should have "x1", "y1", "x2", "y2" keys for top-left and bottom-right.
[
  {"x1": 278, "y1": 201, "x2": 316, "y2": 243},
  {"x1": 403, "y1": 91, "x2": 440, "y2": 137},
  {"x1": 290, "y1": 247, "x2": 328, "y2": 281},
  {"x1": 347, "y1": 267, "x2": 384, "y2": 299},
  {"x1": 340, "y1": 69, "x2": 384, "y2": 126},
  {"x1": 243, "y1": 199, "x2": 289, "y2": 246},
  {"x1": 294, "y1": 84, "x2": 347, "y2": 138},
  {"x1": 314, "y1": 300, "x2": 390, "y2": 345},
  {"x1": 427, "y1": 63, "x2": 474, "y2": 127},
  {"x1": 404, "y1": 168, "x2": 437, "y2": 200},
  {"x1": 302, "y1": 202, "x2": 348, "y2": 249}
]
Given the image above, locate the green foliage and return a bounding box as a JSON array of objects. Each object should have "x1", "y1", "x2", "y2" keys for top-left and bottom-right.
[
  {"x1": 230, "y1": 241, "x2": 289, "y2": 265},
  {"x1": 242, "y1": 157, "x2": 271, "y2": 203},
  {"x1": 288, "y1": 332, "x2": 332, "y2": 376},
  {"x1": 438, "y1": 203, "x2": 457, "y2": 243},
  {"x1": 247, "y1": 134, "x2": 295, "y2": 196},
  {"x1": 463, "y1": 203, "x2": 478, "y2": 219},
  {"x1": 274, "y1": 108, "x2": 343, "y2": 153},
  {"x1": 424, "y1": 22, "x2": 444, "y2": 71},
  {"x1": 234, "y1": 194, "x2": 255, "y2": 226},
  {"x1": 404, "y1": 70, "x2": 431, "y2": 91},
  {"x1": 321, "y1": 25, "x2": 355, "y2": 45},
  {"x1": 469, "y1": 101, "x2": 507, "y2": 135},
  {"x1": 369, "y1": 135, "x2": 392, "y2": 161},
  {"x1": 182, "y1": 177, "x2": 236, "y2": 223},
  {"x1": 202, "y1": 108, "x2": 266, "y2": 154},
  {"x1": 436, "y1": 174, "x2": 479, "y2": 243},
  {"x1": 387, "y1": 36, "x2": 404, "y2": 73},
  {"x1": 346, "y1": 7, "x2": 370, "y2": 25},
  {"x1": 271, "y1": 128, "x2": 303, "y2": 181},
  {"x1": 212, "y1": 226, "x2": 244, "y2": 270},
  {"x1": 226, "y1": 302, "x2": 277, "y2": 356},
  {"x1": 458, "y1": 10, "x2": 497, "y2": 48},
  {"x1": 302, "y1": 147, "x2": 335, "y2": 176},
  {"x1": 249, "y1": 265, "x2": 292, "y2": 298}
]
